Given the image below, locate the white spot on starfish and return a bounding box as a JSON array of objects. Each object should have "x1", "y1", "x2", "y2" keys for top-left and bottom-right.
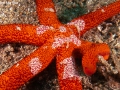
[
  {"x1": 44, "y1": 8, "x2": 55, "y2": 12},
  {"x1": 52, "y1": 37, "x2": 65, "y2": 49},
  {"x1": 59, "y1": 26, "x2": 66, "y2": 32},
  {"x1": 29, "y1": 57, "x2": 42, "y2": 75},
  {"x1": 16, "y1": 26, "x2": 21, "y2": 31},
  {"x1": 16, "y1": 63, "x2": 19, "y2": 67},
  {"x1": 52, "y1": 34, "x2": 81, "y2": 49},
  {"x1": 36, "y1": 25, "x2": 53, "y2": 35},
  {"x1": 60, "y1": 56, "x2": 81, "y2": 80},
  {"x1": 43, "y1": 46, "x2": 48, "y2": 49},
  {"x1": 67, "y1": 19, "x2": 85, "y2": 33},
  {"x1": 101, "y1": 9, "x2": 105, "y2": 12},
  {"x1": 69, "y1": 35, "x2": 81, "y2": 46}
]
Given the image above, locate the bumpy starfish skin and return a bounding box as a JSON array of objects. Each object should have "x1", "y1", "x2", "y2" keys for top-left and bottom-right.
[
  {"x1": 79, "y1": 41, "x2": 110, "y2": 76},
  {"x1": 0, "y1": 0, "x2": 120, "y2": 90}
]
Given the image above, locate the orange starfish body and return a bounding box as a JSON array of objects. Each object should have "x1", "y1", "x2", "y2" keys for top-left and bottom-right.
[{"x1": 0, "y1": 0, "x2": 120, "y2": 90}]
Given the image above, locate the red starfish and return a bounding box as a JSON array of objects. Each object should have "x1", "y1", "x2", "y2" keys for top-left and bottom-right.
[{"x1": 0, "y1": 0, "x2": 120, "y2": 90}]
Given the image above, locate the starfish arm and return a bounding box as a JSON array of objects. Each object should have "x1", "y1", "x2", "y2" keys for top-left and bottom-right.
[
  {"x1": 79, "y1": 40, "x2": 110, "y2": 76},
  {"x1": 68, "y1": 1, "x2": 120, "y2": 36},
  {"x1": 56, "y1": 47, "x2": 82, "y2": 90},
  {"x1": 0, "y1": 42, "x2": 57, "y2": 90},
  {"x1": 0, "y1": 24, "x2": 55, "y2": 46},
  {"x1": 36, "y1": 0, "x2": 61, "y2": 26}
]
